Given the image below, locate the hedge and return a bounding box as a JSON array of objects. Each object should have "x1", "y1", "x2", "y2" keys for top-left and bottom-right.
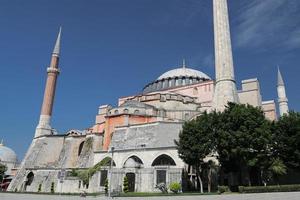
[
  {"x1": 217, "y1": 186, "x2": 230, "y2": 194},
  {"x1": 239, "y1": 184, "x2": 300, "y2": 193}
]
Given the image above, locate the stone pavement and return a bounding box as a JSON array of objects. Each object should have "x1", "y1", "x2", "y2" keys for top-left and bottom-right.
[{"x1": 1, "y1": 192, "x2": 300, "y2": 200}]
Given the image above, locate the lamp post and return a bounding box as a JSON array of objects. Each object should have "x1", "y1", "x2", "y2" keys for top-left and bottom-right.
[{"x1": 108, "y1": 146, "x2": 114, "y2": 198}]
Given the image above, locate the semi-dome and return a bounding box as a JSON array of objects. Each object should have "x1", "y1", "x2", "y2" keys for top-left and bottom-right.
[
  {"x1": 143, "y1": 64, "x2": 211, "y2": 94},
  {"x1": 0, "y1": 142, "x2": 17, "y2": 163}
]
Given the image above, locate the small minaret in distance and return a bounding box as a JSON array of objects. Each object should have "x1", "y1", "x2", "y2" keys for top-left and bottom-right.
[
  {"x1": 212, "y1": 0, "x2": 239, "y2": 111},
  {"x1": 35, "y1": 28, "x2": 61, "y2": 138},
  {"x1": 277, "y1": 67, "x2": 289, "y2": 116}
]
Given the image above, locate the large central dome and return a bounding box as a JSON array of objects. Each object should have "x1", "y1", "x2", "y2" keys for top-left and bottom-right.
[
  {"x1": 157, "y1": 67, "x2": 211, "y2": 80},
  {"x1": 143, "y1": 64, "x2": 211, "y2": 93}
]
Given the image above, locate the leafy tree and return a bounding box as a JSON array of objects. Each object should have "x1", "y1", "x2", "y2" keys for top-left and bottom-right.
[
  {"x1": 215, "y1": 103, "x2": 273, "y2": 187},
  {"x1": 175, "y1": 111, "x2": 218, "y2": 193},
  {"x1": 269, "y1": 158, "x2": 287, "y2": 185},
  {"x1": 0, "y1": 164, "x2": 7, "y2": 182},
  {"x1": 123, "y1": 176, "x2": 129, "y2": 193},
  {"x1": 274, "y1": 111, "x2": 300, "y2": 169}
]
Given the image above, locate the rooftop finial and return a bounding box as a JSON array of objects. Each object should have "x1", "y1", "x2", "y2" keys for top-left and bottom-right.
[
  {"x1": 182, "y1": 59, "x2": 186, "y2": 69},
  {"x1": 0, "y1": 139, "x2": 3, "y2": 146},
  {"x1": 52, "y1": 26, "x2": 62, "y2": 56},
  {"x1": 277, "y1": 66, "x2": 284, "y2": 86}
]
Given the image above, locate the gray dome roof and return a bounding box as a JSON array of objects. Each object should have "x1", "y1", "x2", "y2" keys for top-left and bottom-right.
[
  {"x1": 157, "y1": 67, "x2": 211, "y2": 81},
  {"x1": 143, "y1": 65, "x2": 211, "y2": 94},
  {"x1": 0, "y1": 143, "x2": 17, "y2": 163}
]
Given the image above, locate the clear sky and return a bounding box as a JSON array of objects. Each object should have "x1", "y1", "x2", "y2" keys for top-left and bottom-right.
[{"x1": 0, "y1": 0, "x2": 299, "y2": 160}]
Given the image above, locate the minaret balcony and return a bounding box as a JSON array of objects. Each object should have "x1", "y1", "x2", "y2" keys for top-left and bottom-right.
[{"x1": 47, "y1": 67, "x2": 60, "y2": 74}]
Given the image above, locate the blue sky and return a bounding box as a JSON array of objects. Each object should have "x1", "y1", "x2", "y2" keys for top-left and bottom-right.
[{"x1": 0, "y1": 0, "x2": 299, "y2": 160}]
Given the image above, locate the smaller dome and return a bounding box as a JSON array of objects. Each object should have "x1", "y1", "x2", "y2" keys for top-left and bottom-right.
[{"x1": 0, "y1": 142, "x2": 17, "y2": 163}]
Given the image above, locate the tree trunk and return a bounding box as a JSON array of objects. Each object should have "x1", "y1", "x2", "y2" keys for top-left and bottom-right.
[
  {"x1": 208, "y1": 169, "x2": 211, "y2": 193},
  {"x1": 196, "y1": 166, "x2": 203, "y2": 193}
]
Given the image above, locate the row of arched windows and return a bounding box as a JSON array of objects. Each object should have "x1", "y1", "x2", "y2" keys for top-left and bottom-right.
[
  {"x1": 96, "y1": 154, "x2": 176, "y2": 168},
  {"x1": 144, "y1": 77, "x2": 207, "y2": 93},
  {"x1": 110, "y1": 109, "x2": 140, "y2": 115}
]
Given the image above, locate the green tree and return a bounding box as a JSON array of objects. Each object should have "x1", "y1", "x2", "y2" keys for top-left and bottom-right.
[
  {"x1": 175, "y1": 111, "x2": 218, "y2": 193},
  {"x1": 0, "y1": 164, "x2": 7, "y2": 182},
  {"x1": 274, "y1": 111, "x2": 300, "y2": 169},
  {"x1": 215, "y1": 103, "x2": 273, "y2": 187},
  {"x1": 123, "y1": 176, "x2": 129, "y2": 193},
  {"x1": 104, "y1": 179, "x2": 108, "y2": 195}
]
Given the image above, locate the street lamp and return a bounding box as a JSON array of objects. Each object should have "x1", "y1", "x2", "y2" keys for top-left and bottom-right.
[{"x1": 108, "y1": 146, "x2": 115, "y2": 198}]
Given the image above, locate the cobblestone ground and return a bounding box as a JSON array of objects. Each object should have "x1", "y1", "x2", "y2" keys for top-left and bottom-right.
[{"x1": 1, "y1": 192, "x2": 300, "y2": 200}]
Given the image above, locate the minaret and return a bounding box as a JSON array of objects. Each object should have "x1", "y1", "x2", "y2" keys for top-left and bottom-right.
[
  {"x1": 212, "y1": 0, "x2": 239, "y2": 111},
  {"x1": 35, "y1": 28, "x2": 61, "y2": 138},
  {"x1": 277, "y1": 67, "x2": 289, "y2": 116}
]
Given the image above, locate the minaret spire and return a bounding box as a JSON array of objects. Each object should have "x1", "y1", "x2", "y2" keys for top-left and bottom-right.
[
  {"x1": 35, "y1": 28, "x2": 61, "y2": 137},
  {"x1": 182, "y1": 59, "x2": 186, "y2": 69},
  {"x1": 277, "y1": 67, "x2": 289, "y2": 116},
  {"x1": 212, "y1": 0, "x2": 239, "y2": 111},
  {"x1": 52, "y1": 26, "x2": 62, "y2": 56}
]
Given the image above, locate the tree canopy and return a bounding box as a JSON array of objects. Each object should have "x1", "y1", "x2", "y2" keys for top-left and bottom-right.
[
  {"x1": 274, "y1": 111, "x2": 300, "y2": 169},
  {"x1": 175, "y1": 102, "x2": 300, "y2": 188}
]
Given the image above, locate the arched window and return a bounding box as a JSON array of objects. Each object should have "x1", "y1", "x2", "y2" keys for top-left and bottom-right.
[
  {"x1": 123, "y1": 156, "x2": 144, "y2": 168},
  {"x1": 124, "y1": 109, "x2": 129, "y2": 114},
  {"x1": 78, "y1": 141, "x2": 85, "y2": 156},
  {"x1": 152, "y1": 154, "x2": 176, "y2": 166},
  {"x1": 114, "y1": 110, "x2": 119, "y2": 114},
  {"x1": 134, "y1": 110, "x2": 139, "y2": 114}
]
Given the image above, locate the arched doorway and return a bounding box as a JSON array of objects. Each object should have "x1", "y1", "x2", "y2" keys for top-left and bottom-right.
[
  {"x1": 152, "y1": 154, "x2": 176, "y2": 185},
  {"x1": 24, "y1": 172, "x2": 34, "y2": 191},
  {"x1": 126, "y1": 173, "x2": 135, "y2": 192}
]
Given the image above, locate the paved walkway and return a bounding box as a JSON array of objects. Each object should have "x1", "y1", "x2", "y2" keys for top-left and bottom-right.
[{"x1": 1, "y1": 192, "x2": 300, "y2": 200}]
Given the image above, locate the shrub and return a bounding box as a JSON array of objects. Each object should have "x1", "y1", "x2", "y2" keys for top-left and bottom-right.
[
  {"x1": 38, "y1": 183, "x2": 42, "y2": 192},
  {"x1": 218, "y1": 185, "x2": 230, "y2": 194},
  {"x1": 123, "y1": 176, "x2": 129, "y2": 193},
  {"x1": 239, "y1": 184, "x2": 300, "y2": 193},
  {"x1": 169, "y1": 182, "x2": 181, "y2": 194},
  {"x1": 50, "y1": 182, "x2": 55, "y2": 193}
]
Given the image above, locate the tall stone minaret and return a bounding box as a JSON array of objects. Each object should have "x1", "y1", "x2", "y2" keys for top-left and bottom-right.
[
  {"x1": 35, "y1": 28, "x2": 61, "y2": 137},
  {"x1": 277, "y1": 67, "x2": 289, "y2": 116},
  {"x1": 212, "y1": 0, "x2": 239, "y2": 111}
]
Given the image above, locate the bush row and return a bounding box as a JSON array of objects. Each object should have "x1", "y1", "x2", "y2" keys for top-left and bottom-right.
[{"x1": 238, "y1": 184, "x2": 300, "y2": 193}]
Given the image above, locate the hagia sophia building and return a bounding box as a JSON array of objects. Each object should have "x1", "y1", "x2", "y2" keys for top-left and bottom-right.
[{"x1": 3, "y1": 0, "x2": 290, "y2": 193}]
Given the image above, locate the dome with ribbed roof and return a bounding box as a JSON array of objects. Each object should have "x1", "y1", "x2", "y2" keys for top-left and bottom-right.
[
  {"x1": 143, "y1": 64, "x2": 211, "y2": 94},
  {"x1": 157, "y1": 67, "x2": 211, "y2": 81}
]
